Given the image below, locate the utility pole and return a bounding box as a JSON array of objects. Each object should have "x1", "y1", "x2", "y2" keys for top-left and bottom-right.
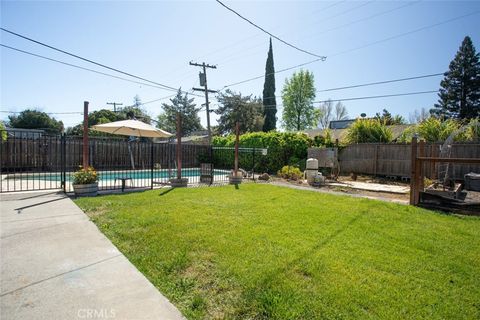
[
  {"x1": 190, "y1": 61, "x2": 217, "y2": 144},
  {"x1": 107, "y1": 102, "x2": 123, "y2": 113}
]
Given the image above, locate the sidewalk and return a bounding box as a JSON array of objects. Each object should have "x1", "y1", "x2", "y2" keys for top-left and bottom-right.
[{"x1": 0, "y1": 191, "x2": 183, "y2": 320}]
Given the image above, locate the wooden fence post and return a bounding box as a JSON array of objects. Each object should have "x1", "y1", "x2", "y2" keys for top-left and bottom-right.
[
  {"x1": 234, "y1": 121, "x2": 239, "y2": 176},
  {"x1": 176, "y1": 113, "x2": 182, "y2": 179},
  {"x1": 82, "y1": 101, "x2": 89, "y2": 169},
  {"x1": 410, "y1": 137, "x2": 417, "y2": 205},
  {"x1": 417, "y1": 140, "x2": 425, "y2": 203}
]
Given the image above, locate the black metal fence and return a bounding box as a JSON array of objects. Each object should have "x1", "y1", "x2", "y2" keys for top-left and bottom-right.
[{"x1": 0, "y1": 130, "x2": 266, "y2": 193}]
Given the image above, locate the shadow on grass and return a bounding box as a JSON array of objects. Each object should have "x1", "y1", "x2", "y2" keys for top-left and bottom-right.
[
  {"x1": 243, "y1": 213, "x2": 364, "y2": 316},
  {"x1": 159, "y1": 188, "x2": 175, "y2": 196}
]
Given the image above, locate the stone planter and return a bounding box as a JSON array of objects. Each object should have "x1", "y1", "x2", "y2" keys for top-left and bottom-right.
[
  {"x1": 169, "y1": 178, "x2": 188, "y2": 188},
  {"x1": 73, "y1": 183, "x2": 98, "y2": 197},
  {"x1": 229, "y1": 172, "x2": 243, "y2": 185}
]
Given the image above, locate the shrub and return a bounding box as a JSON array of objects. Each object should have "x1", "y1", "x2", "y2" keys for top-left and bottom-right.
[
  {"x1": 344, "y1": 118, "x2": 393, "y2": 144},
  {"x1": 397, "y1": 117, "x2": 476, "y2": 143},
  {"x1": 418, "y1": 118, "x2": 459, "y2": 142},
  {"x1": 459, "y1": 118, "x2": 480, "y2": 142},
  {"x1": 213, "y1": 131, "x2": 313, "y2": 173},
  {"x1": 72, "y1": 166, "x2": 98, "y2": 185},
  {"x1": 277, "y1": 165, "x2": 303, "y2": 180},
  {"x1": 313, "y1": 129, "x2": 335, "y2": 147},
  {"x1": 0, "y1": 121, "x2": 6, "y2": 141}
]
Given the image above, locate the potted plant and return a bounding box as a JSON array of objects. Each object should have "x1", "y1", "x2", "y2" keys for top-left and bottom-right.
[
  {"x1": 228, "y1": 170, "x2": 243, "y2": 185},
  {"x1": 72, "y1": 166, "x2": 99, "y2": 197}
]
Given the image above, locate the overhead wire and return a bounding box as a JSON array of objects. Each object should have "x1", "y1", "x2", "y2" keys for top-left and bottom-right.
[
  {"x1": 0, "y1": 44, "x2": 191, "y2": 92},
  {"x1": 0, "y1": 27, "x2": 203, "y2": 97},
  {"x1": 211, "y1": 2, "x2": 419, "y2": 84},
  {"x1": 215, "y1": 0, "x2": 327, "y2": 60},
  {"x1": 300, "y1": 1, "x2": 421, "y2": 41},
  {"x1": 329, "y1": 9, "x2": 480, "y2": 58},
  {"x1": 205, "y1": 0, "x2": 366, "y2": 66},
  {"x1": 0, "y1": 110, "x2": 83, "y2": 115},
  {"x1": 313, "y1": 90, "x2": 438, "y2": 104},
  {"x1": 220, "y1": 9, "x2": 479, "y2": 89},
  {"x1": 317, "y1": 73, "x2": 444, "y2": 92}
]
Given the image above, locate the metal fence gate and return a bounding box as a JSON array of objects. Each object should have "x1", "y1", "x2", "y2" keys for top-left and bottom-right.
[
  {"x1": 1, "y1": 131, "x2": 65, "y2": 192},
  {"x1": 1, "y1": 130, "x2": 265, "y2": 193}
]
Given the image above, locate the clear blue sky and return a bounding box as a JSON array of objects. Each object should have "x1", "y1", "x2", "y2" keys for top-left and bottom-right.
[{"x1": 1, "y1": 0, "x2": 479, "y2": 129}]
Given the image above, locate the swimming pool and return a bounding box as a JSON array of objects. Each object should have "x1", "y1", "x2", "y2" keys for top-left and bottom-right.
[{"x1": 7, "y1": 168, "x2": 230, "y2": 181}]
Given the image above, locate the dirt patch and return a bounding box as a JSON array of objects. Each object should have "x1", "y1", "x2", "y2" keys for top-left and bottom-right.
[
  {"x1": 324, "y1": 184, "x2": 409, "y2": 202},
  {"x1": 271, "y1": 177, "x2": 409, "y2": 203}
]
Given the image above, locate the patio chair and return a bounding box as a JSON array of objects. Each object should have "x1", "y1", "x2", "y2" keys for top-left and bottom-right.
[{"x1": 200, "y1": 163, "x2": 214, "y2": 184}]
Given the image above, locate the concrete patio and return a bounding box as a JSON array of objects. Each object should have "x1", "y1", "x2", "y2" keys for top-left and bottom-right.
[{"x1": 0, "y1": 191, "x2": 183, "y2": 320}]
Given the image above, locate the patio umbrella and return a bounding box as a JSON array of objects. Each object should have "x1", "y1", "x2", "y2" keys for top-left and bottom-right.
[
  {"x1": 92, "y1": 119, "x2": 172, "y2": 169},
  {"x1": 91, "y1": 119, "x2": 173, "y2": 138}
]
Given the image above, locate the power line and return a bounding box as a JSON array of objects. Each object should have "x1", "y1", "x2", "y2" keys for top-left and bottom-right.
[
  {"x1": 222, "y1": 57, "x2": 324, "y2": 89},
  {"x1": 208, "y1": 0, "x2": 370, "y2": 67},
  {"x1": 211, "y1": 0, "x2": 411, "y2": 70},
  {"x1": 215, "y1": 0, "x2": 327, "y2": 60},
  {"x1": 317, "y1": 73, "x2": 444, "y2": 92},
  {"x1": 139, "y1": 94, "x2": 178, "y2": 106},
  {"x1": 0, "y1": 110, "x2": 82, "y2": 115},
  {"x1": 0, "y1": 27, "x2": 198, "y2": 96},
  {"x1": 302, "y1": 1, "x2": 420, "y2": 41},
  {"x1": 220, "y1": 10, "x2": 478, "y2": 89},
  {"x1": 0, "y1": 44, "x2": 189, "y2": 93},
  {"x1": 329, "y1": 9, "x2": 480, "y2": 58},
  {"x1": 313, "y1": 90, "x2": 438, "y2": 104}
]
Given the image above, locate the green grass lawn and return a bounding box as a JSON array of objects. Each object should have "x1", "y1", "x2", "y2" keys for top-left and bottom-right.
[{"x1": 75, "y1": 184, "x2": 480, "y2": 319}]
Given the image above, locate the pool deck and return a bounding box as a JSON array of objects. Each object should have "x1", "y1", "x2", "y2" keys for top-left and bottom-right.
[
  {"x1": 1, "y1": 169, "x2": 231, "y2": 192},
  {"x1": 0, "y1": 191, "x2": 184, "y2": 320}
]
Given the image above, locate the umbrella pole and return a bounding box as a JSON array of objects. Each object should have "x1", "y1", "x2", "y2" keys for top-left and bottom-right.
[{"x1": 128, "y1": 139, "x2": 135, "y2": 170}]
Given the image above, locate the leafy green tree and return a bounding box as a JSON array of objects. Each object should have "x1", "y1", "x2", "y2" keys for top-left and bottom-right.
[
  {"x1": 431, "y1": 36, "x2": 480, "y2": 119},
  {"x1": 157, "y1": 89, "x2": 202, "y2": 135},
  {"x1": 374, "y1": 109, "x2": 406, "y2": 125},
  {"x1": 282, "y1": 70, "x2": 318, "y2": 131},
  {"x1": 262, "y1": 38, "x2": 277, "y2": 132},
  {"x1": 8, "y1": 109, "x2": 64, "y2": 134},
  {"x1": 89, "y1": 109, "x2": 123, "y2": 126},
  {"x1": 66, "y1": 109, "x2": 125, "y2": 136},
  {"x1": 215, "y1": 89, "x2": 264, "y2": 135}
]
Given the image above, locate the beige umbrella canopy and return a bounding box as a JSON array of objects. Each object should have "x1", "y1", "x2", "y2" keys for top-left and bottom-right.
[{"x1": 91, "y1": 119, "x2": 172, "y2": 138}]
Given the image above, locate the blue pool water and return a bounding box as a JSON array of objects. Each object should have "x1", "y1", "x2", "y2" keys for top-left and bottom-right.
[{"x1": 15, "y1": 169, "x2": 229, "y2": 181}]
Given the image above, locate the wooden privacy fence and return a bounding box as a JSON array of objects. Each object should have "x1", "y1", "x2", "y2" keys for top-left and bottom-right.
[
  {"x1": 308, "y1": 142, "x2": 480, "y2": 180},
  {"x1": 1, "y1": 135, "x2": 210, "y2": 173}
]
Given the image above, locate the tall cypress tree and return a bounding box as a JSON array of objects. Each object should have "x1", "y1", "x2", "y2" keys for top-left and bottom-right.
[
  {"x1": 431, "y1": 36, "x2": 480, "y2": 120},
  {"x1": 262, "y1": 38, "x2": 277, "y2": 131}
]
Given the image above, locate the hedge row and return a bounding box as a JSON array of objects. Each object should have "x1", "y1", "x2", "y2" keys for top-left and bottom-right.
[{"x1": 212, "y1": 131, "x2": 315, "y2": 173}]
